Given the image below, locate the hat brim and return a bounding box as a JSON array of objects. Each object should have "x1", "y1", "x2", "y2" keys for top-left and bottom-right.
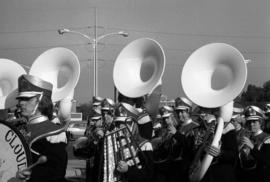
[
  {"x1": 121, "y1": 103, "x2": 140, "y2": 118},
  {"x1": 114, "y1": 116, "x2": 128, "y2": 123},
  {"x1": 91, "y1": 116, "x2": 101, "y2": 120},
  {"x1": 175, "y1": 106, "x2": 189, "y2": 110},
  {"x1": 232, "y1": 114, "x2": 239, "y2": 119},
  {"x1": 16, "y1": 92, "x2": 40, "y2": 99},
  {"x1": 246, "y1": 116, "x2": 262, "y2": 121},
  {"x1": 162, "y1": 113, "x2": 172, "y2": 118},
  {"x1": 101, "y1": 107, "x2": 110, "y2": 111},
  {"x1": 265, "y1": 109, "x2": 270, "y2": 114}
]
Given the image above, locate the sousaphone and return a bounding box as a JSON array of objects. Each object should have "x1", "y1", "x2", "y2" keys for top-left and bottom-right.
[
  {"x1": 29, "y1": 47, "x2": 80, "y2": 103},
  {"x1": 0, "y1": 59, "x2": 27, "y2": 110},
  {"x1": 113, "y1": 38, "x2": 165, "y2": 98},
  {"x1": 181, "y1": 43, "x2": 247, "y2": 182},
  {"x1": 113, "y1": 38, "x2": 165, "y2": 117},
  {"x1": 181, "y1": 43, "x2": 247, "y2": 108}
]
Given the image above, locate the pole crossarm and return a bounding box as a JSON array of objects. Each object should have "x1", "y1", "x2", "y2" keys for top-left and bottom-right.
[{"x1": 58, "y1": 28, "x2": 128, "y2": 97}]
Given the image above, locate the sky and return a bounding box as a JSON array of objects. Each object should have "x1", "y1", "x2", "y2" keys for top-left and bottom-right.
[{"x1": 0, "y1": 0, "x2": 270, "y2": 105}]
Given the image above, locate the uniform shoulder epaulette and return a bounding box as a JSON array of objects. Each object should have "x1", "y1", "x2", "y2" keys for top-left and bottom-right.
[
  {"x1": 46, "y1": 132, "x2": 67, "y2": 143},
  {"x1": 140, "y1": 141, "x2": 153, "y2": 151},
  {"x1": 222, "y1": 122, "x2": 235, "y2": 134},
  {"x1": 263, "y1": 137, "x2": 270, "y2": 144}
]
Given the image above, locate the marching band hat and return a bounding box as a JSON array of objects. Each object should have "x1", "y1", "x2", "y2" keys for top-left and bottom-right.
[
  {"x1": 120, "y1": 102, "x2": 140, "y2": 119},
  {"x1": 245, "y1": 105, "x2": 265, "y2": 121},
  {"x1": 232, "y1": 103, "x2": 244, "y2": 119},
  {"x1": 156, "y1": 113, "x2": 162, "y2": 119},
  {"x1": 113, "y1": 103, "x2": 138, "y2": 126},
  {"x1": 264, "y1": 103, "x2": 270, "y2": 114},
  {"x1": 92, "y1": 96, "x2": 103, "y2": 106},
  {"x1": 16, "y1": 74, "x2": 53, "y2": 99},
  {"x1": 174, "y1": 97, "x2": 193, "y2": 111},
  {"x1": 159, "y1": 105, "x2": 174, "y2": 118},
  {"x1": 101, "y1": 98, "x2": 115, "y2": 111},
  {"x1": 91, "y1": 111, "x2": 102, "y2": 121}
]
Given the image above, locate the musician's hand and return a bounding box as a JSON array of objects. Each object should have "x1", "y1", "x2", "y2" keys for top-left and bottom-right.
[
  {"x1": 167, "y1": 124, "x2": 177, "y2": 135},
  {"x1": 205, "y1": 114, "x2": 216, "y2": 124},
  {"x1": 16, "y1": 169, "x2": 31, "y2": 181},
  {"x1": 95, "y1": 128, "x2": 104, "y2": 138},
  {"x1": 117, "y1": 160, "x2": 128, "y2": 173},
  {"x1": 241, "y1": 146, "x2": 251, "y2": 156},
  {"x1": 104, "y1": 114, "x2": 113, "y2": 125},
  {"x1": 164, "y1": 115, "x2": 174, "y2": 126},
  {"x1": 95, "y1": 120, "x2": 103, "y2": 127},
  {"x1": 241, "y1": 136, "x2": 254, "y2": 149}
]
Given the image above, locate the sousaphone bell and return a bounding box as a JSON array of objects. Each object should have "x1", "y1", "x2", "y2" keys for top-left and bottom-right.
[
  {"x1": 113, "y1": 38, "x2": 165, "y2": 98},
  {"x1": 181, "y1": 43, "x2": 248, "y2": 182},
  {"x1": 181, "y1": 43, "x2": 247, "y2": 108},
  {"x1": 29, "y1": 47, "x2": 80, "y2": 103},
  {"x1": 0, "y1": 59, "x2": 27, "y2": 109}
]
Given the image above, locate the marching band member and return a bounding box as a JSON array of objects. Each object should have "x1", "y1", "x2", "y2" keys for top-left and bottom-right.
[
  {"x1": 151, "y1": 105, "x2": 176, "y2": 152},
  {"x1": 88, "y1": 93, "x2": 155, "y2": 182},
  {"x1": 152, "y1": 113, "x2": 163, "y2": 139},
  {"x1": 15, "y1": 74, "x2": 68, "y2": 182},
  {"x1": 263, "y1": 103, "x2": 270, "y2": 133},
  {"x1": 175, "y1": 97, "x2": 199, "y2": 136},
  {"x1": 73, "y1": 113, "x2": 103, "y2": 159},
  {"x1": 190, "y1": 105, "x2": 238, "y2": 182},
  {"x1": 84, "y1": 96, "x2": 103, "y2": 139},
  {"x1": 152, "y1": 104, "x2": 188, "y2": 182},
  {"x1": 84, "y1": 97, "x2": 104, "y2": 182},
  {"x1": 92, "y1": 96, "x2": 104, "y2": 114},
  {"x1": 101, "y1": 98, "x2": 115, "y2": 131},
  {"x1": 82, "y1": 97, "x2": 116, "y2": 182},
  {"x1": 239, "y1": 105, "x2": 270, "y2": 182},
  {"x1": 170, "y1": 97, "x2": 199, "y2": 182},
  {"x1": 114, "y1": 103, "x2": 155, "y2": 182},
  {"x1": 230, "y1": 103, "x2": 251, "y2": 182},
  {"x1": 231, "y1": 103, "x2": 247, "y2": 148}
]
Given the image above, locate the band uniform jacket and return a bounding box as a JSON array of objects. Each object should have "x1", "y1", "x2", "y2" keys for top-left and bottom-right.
[
  {"x1": 201, "y1": 124, "x2": 238, "y2": 182},
  {"x1": 246, "y1": 131, "x2": 270, "y2": 182},
  {"x1": 25, "y1": 116, "x2": 68, "y2": 182}
]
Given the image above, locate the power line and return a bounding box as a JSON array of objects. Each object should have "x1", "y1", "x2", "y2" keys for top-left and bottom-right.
[
  {"x1": 108, "y1": 26, "x2": 270, "y2": 40},
  {"x1": 0, "y1": 43, "x2": 91, "y2": 50},
  {"x1": 1, "y1": 25, "x2": 270, "y2": 40},
  {"x1": 1, "y1": 42, "x2": 270, "y2": 56},
  {"x1": 0, "y1": 26, "x2": 91, "y2": 34}
]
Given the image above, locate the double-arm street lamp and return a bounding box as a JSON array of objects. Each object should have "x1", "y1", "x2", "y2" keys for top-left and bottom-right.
[{"x1": 58, "y1": 28, "x2": 128, "y2": 97}]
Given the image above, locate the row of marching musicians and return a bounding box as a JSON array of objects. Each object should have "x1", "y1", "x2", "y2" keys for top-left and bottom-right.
[{"x1": 73, "y1": 95, "x2": 270, "y2": 182}]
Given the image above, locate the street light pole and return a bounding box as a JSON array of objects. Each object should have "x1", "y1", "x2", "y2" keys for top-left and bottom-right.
[{"x1": 58, "y1": 28, "x2": 128, "y2": 97}]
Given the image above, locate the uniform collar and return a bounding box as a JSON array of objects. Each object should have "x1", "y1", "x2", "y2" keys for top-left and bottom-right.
[
  {"x1": 253, "y1": 129, "x2": 263, "y2": 136},
  {"x1": 29, "y1": 115, "x2": 48, "y2": 124}
]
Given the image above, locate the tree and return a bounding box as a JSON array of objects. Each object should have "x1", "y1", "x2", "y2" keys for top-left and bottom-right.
[
  {"x1": 263, "y1": 80, "x2": 270, "y2": 101},
  {"x1": 240, "y1": 80, "x2": 270, "y2": 105}
]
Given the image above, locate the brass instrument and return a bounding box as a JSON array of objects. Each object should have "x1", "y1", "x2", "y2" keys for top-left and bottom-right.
[
  {"x1": 0, "y1": 59, "x2": 27, "y2": 109},
  {"x1": 103, "y1": 124, "x2": 142, "y2": 182},
  {"x1": 109, "y1": 38, "x2": 166, "y2": 181},
  {"x1": 0, "y1": 49, "x2": 80, "y2": 181},
  {"x1": 181, "y1": 43, "x2": 247, "y2": 182}
]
